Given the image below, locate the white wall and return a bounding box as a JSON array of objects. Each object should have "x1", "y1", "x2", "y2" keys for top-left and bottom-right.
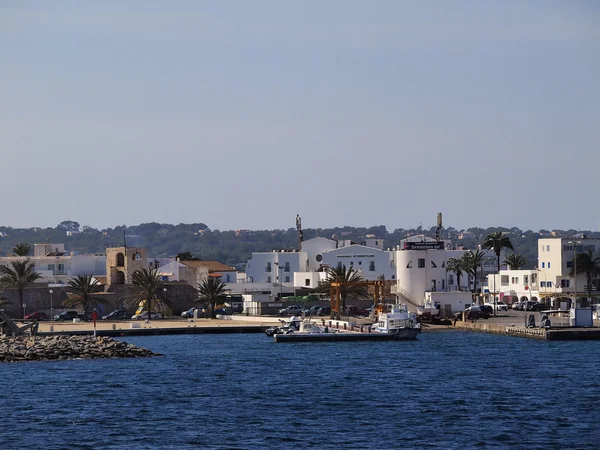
[
  {"x1": 394, "y1": 249, "x2": 467, "y2": 305},
  {"x1": 301, "y1": 237, "x2": 337, "y2": 271},
  {"x1": 245, "y1": 252, "x2": 306, "y2": 285},
  {"x1": 321, "y1": 245, "x2": 394, "y2": 280},
  {"x1": 294, "y1": 271, "x2": 327, "y2": 289}
]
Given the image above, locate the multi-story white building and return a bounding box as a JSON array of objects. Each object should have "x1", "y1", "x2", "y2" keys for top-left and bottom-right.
[
  {"x1": 391, "y1": 236, "x2": 469, "y2": 307},
  {"x1": 537, "y1": 236, "x2": 600, "y2": 304},
  {"x1": 0, "y1": 243, "x2": 106, "y2": 285}
]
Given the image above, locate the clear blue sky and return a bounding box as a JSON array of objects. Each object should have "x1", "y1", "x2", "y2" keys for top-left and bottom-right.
[{"x1": 1, "y1": 1, "x2": 598, "y2": 232}]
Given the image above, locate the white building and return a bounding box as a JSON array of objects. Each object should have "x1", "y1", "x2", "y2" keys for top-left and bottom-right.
[
  {"x1": 0, "y1": 243, "x2": 106, "y2": 285},
  {"x1": 537, "y1": 236, "x2": 600, "y2": 305},
  {"x1": 392, "y1": 237, "x2": 469, "y2": 309},
  {"x1": 487, "y1": 269, "x2": 540, "y2": 305},
  {"x1": 320, "y1": 244, "x2": 395, "y2": 281},
  {"x1": 158, "y1": 260, "x2": 237, "y2": 285}
]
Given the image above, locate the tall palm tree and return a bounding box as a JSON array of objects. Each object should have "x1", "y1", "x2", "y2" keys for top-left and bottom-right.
[
  {"x1": 482, "y1": 232, "x2": 513, "y2": 316},
  {"x1": 319, "y1": 265, "x2": 369, "y2": 314},
  {"x1": 0, "y1": 261, "x2": 42, "y2": 318},
  {"x1": 196, "y1": 276, "x2": 229, "y2": 319},
  {"x1": 461, "y1": 250, "x2": 485, "y2": 301},
  {"x1": 504, "y1": 254, "x2": 528, "y2": 270},
  {"x1": 126, "y1": 268, "x2": 171, "y2": 321},
  {"x1": 63, "y1": 275, "x2": 108, "y2": 316},
  {"x1": 446, "y1": 258, "x2": 464, "y2": 291},
  {"x1": 569, "y1": 249, "x2": 600, "y2": 307},
  {"x1": 482, "y1": 231, "x2": 514, "y2": 274},
  {"x1": 12, "y1": 243, "x2": 31, "y2": 257}
]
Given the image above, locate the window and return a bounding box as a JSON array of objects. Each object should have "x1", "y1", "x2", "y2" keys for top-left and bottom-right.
[
  {"x1": 567, "y1": 260, "x2": 573, "y2": 268},
  {"x1": 358, "y1": 261, "x2": 362, "y2": 265},
  {"x1": 540, "y1": 281, "x2": 546, "y2": 287},
  {"x1": 285, "y1": 276, "x2": 290, "y2": 282},
  {"x1": 441, "y1": 261, "x2": 445, "y2": 268},
  {"x1": 546, "y1": 245, "x2": 550, "y2": 251},
  {"x1": 524, "y1": 275, "x2": 529, "y2": 285},
  {"x1": 448, "y1": 274, "x2": 454, "y2": 285},
  {"x1": 337, "y1": 262, "x2": 343, "y2": 269},
  {"x1": 418, "y1": 258, "x2": 425, "y2": 268},
  {"x1": 542, "y1": 246, "x2": 545, "y2": 252},
  {"x1": 48, "y1": 264, "x2": 55, "y2": 271},
  {"x1": 542, "y1": 262, "x2": 545, "y2": 268},
  {"x1": 431, "y1": 261, "x2": 437, "y2": 268},
  {"x1": 406, "y1": 261, "x2": 412, "y2": 268},
  {"x1": 305, "y1": 279, "x2": 310, "y2": 287},
  {"x1": 501, "y1": 275, "x2": 509, "y2": 285},
  {"x1": 547, "y1": 281, "x2": 552, "y2": 287},
  {"x1": 267, "y1": 276, "x2": 272, "y2": 283},
  {"x1": 133, "y1": 252, "x2": 141, "y2": 261},
  {"x1": 442, "y1": 279, "x2": 445, "y2": 290},
  {"x1": 561, "y1": 279, "x2": 570, "y2": 288},
  {"x1": 284, "y1": 262, "x2": 290, "y2": 272},
  {"x1": 266, "y1": 262, "x2": 271, "y2": 272},
  {"x1": 548, "y1": 262, "x2": 551, "y2": 268},
  {"x1": 369, "y1": 261, "x2": 375, "y2": 271},
  {"x1": 350, "y1": 261, "x2": 353, "y2": 266},
  {"x1": 225, "y1": 274, "x2": 230, "y2": 282}
]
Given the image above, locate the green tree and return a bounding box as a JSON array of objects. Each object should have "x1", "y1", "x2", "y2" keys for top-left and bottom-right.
[
  {"x1": 12, "y1": 243, "x2": 31, "y2": 257},
  {"x1": 446, "y1": 258, "x2": 464, "y2": 291},
  {"x1": 176, "y1": 251, "x2": 198, "y2": 261},
  {"x1": 63, "y1": 275, "x2": 108, "y2": 316},
  {"x1": 319, "y1": 265, "x2": 369, "y2": 314},
  {"x1": 196, "y1": 276, "x2": 229, "y2": 319},
  {"x1": 461, "y1": 250, "x2": 485, "y2": 301},
  {"x1": 127, "y1": 268, "x2": 171, "y2": 321},
  {"x1": 482, "y1": 231, "x2": 514, "y2": 273},
  {"x1": 504, "y1": 254, "x2": 528, "y2": 270},
  {"x1": 0, "y1": 261, "x2": 42, "y2": 318},
  {"x1": 569, "y1": 249, "x2": 600, "y2": 307}
]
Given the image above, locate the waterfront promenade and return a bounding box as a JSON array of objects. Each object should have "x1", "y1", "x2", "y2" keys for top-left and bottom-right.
[{"x1": 24, "y1": 309, "x2": 600, "y2": 340}]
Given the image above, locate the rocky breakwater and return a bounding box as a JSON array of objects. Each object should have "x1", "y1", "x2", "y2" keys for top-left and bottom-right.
[{"x1": 0, "y1": 335, "x2": 162, "y2": 362}]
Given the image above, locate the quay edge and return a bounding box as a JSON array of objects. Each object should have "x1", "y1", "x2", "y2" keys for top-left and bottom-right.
[{"x1": 451, "y1": 321, "x2": 600, "y2": 341}]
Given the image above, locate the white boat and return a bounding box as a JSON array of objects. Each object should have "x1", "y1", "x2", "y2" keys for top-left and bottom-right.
[{"x1": 373, "y1": 303, "x2": 420, "y2": 337}]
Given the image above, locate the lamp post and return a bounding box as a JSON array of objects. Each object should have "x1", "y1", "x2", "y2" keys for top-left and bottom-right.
[
  {"x1": 568, "y1": 240, "x2": 581, "y2": 309},
  {"x1": 163, "y1": 287, "x2": 168, "y2": 317},
  {"x1": 49, "y1": 289, "x2": 53, "y2": 321}
]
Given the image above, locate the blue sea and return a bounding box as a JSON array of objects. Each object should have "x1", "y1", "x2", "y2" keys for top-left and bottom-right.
[{"x1": 0, "y1": 331, "x2": 598, "y2": 449}]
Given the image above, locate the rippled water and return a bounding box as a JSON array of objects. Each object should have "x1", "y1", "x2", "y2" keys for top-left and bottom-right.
[{"x1": 0, "y1": 331, "x2": 599, "y2": 449}]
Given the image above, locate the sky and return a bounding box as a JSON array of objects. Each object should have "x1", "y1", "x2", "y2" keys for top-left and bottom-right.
[{"x1": 1, "y1": 1, "x2": 599, "y2": 233}]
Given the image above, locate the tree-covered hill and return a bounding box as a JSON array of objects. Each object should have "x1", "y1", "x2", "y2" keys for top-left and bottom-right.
[{"x1": 0, "y1": 220, "x2": 597, "y2": 270}]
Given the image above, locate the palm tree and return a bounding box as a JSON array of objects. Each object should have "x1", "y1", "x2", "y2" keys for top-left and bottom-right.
[
  {"x1": 569, "y1": 249, "x2": 600, "y2": 307},
  {"x1": 482, "y1": 231, "x2": 514, "y2": 274},
  {"x1": 461, "y1": 250, "x2": 485, "y2": 302},
  {"x1": 482, "y1": 232, "x2": 513, "y2": 316},
  {"x1": 319, "y1": 265, "x2": 369, "y2": 314},
  {"x1": 12, "y1": 243, "x2": 31, "y2": 257},
  {"x1": 446, "y1": 258, "x2": 464, "y2": 291},
  {"x1": 504, "y1": 254, "x2": 528, "y2": 270},
  {"x1": 196, "y1": 276, "x2": 229, "y2": 319},
  {"x1": 0, "y1": 261, "x2": 42, "y2": 318},
  {"x1": 126, "y1": 268, "x2": 171, "y2": 321},
  {"x1": 63, "y1": 275, "x2": 108, "y2": 316}
]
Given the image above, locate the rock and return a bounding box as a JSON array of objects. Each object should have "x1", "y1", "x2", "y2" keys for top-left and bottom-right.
[{"x1": 0, "y1": 336, "x2": 160, "y2": 363}]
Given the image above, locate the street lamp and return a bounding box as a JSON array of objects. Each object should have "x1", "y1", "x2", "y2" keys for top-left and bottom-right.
[
  {"x1": 568, "y1": 240, "x2": 581, "y2": 309},
  {"x1": 49, "y1": 289, "x2": 53, "y2": 321},
  {"x1": 163, "y1": 288, "x2": 168, "y2": 318}
]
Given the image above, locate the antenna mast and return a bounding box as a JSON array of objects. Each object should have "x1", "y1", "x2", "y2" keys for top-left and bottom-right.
[
  {"x1": 436, "y1": 212, "x2": 443, "y2": 242},
  {"x1": 296, "y1": 214, "x2": 303, "y2": 250}
]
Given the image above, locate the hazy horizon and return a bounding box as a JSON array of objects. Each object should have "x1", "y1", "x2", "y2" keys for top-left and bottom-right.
[{"x1": 2, "y1": 1, "x2": 598, "y2": 232}]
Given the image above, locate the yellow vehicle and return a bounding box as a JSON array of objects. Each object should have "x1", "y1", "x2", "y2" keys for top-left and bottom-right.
[{"x1": 134, "y1": 300, "x2": 172, "y2": 318}]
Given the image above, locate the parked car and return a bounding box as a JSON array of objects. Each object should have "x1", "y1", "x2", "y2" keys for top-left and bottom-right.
[
  {"x1": 214, "y1": 307, "x2": 232, "y2": 315},
  {"x1": 102, "y1": 309, "x2": 130, "y2": 320},
  {"x1": 278, "y1": 305, "x2": 303, "y2": 316},
  {"x1": 528, "y1": 303, "x2": 548, "y2": 312},
  {"x1": 24, "y1": 311, "x2": 48, "y2": 321},
  {"x1": 132, "y1": 311, "x2": 163, "y2": 320},
  {"x1": 521, "y1": 301, "x2": 540, "y2": 311},
  {"x1": 512, "y1": 302, "x2": 524, "y2": 310},
  {"x1": 54, "y1": 310, "x2": 81, "y2": 322},
  {"x1": 181, "y1": 307, "x2": 204, "y2": 319},
  {"x1": 479, "y1": 304, "x2": 494, "y2": 314},
  {"x1": 346, "y1": 306, "x2": 369, "y2": 317},
  {"x1": 464, "y1": 306, "x2": 490, "y2": 320},
  {"x1": 317, "y1": 306, "x2": 332, "y2": 316}
]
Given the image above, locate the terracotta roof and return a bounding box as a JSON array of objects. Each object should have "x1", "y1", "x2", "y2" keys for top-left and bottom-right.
[{"x1": 179, "y1": 260, "x2": 235, "y2": 272}]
